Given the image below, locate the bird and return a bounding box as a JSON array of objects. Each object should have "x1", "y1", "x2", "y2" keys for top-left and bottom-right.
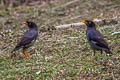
[
  {"x1": 11, "y1": 21, "x2": 38, "y2": 59},
  {"x1": 81, "y1": 20, "x2": 113, "y2": 57}
]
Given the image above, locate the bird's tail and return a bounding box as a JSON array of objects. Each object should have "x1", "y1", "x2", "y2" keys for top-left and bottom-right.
[
  {"x1": 11, "y1": 45, "x2": 21, "y2": 53},
  {"x1": 105, "y1": 49, "x2": 113, "y2": 55}
]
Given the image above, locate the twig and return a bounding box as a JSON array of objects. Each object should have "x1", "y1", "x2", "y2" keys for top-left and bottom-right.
[
  {"x1": 40, "y1": 22, "x2": 85, "y2": 32},
  {"x1": 55, "y1": 22, "x2": 85, "y2": 30},
  {"x1": 40, "y1": 18, "x2": 119, "y2": 31}
]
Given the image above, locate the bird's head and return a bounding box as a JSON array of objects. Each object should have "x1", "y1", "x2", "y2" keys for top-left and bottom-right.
[
  {"x1": 81, "y1": 20, "x2": 96, "y2": 28},
  {"x1": 22, "y1": 21, "x2": 37, "y2": 29}
]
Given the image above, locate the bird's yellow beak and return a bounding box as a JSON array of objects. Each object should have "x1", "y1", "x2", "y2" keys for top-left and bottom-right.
[
  {"x1": 22, "y1": 21, "x2": 28, "y2": 24},
  {"x1": 81, "y1": 20, "x2": 88, "y2": 24}
]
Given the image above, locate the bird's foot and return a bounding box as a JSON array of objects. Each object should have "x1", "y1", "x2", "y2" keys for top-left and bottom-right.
[
  {"x1": 92, "y1": 53, "x2": 97, "y2": 60},
  {"x1": 23, "y1": 51, "x2": 29, "y2": 59}
]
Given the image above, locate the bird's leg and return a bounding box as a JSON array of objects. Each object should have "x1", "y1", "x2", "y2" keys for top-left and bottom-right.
[
  {"x1": 23, "y1": 50, "x2": 29, "y2": 59},
  {"x1": 92, "y1": 52, "x2": 96, "y2": 58},
  {"x1": 100, "y1": 50, "x2": 103, "y2": 55},
  {"x1": 92, "y1": 50, "x2": 97, "y2": 60}
]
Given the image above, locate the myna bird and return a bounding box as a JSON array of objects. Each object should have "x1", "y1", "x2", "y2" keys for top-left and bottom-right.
[
  {"x1": 11, "y1": 21, "x2": 38, "y2": 59},
  {"x1": 81, "y1": 20, "x2": 113, "y2": 57}
]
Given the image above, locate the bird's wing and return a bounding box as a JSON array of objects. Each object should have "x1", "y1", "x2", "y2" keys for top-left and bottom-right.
[
  {"x1": 90, "y1": 36, "x2": 109, "y2": 49},
  {"x1": 15, "y1": 31, "x2": 37, "y2": 49}
]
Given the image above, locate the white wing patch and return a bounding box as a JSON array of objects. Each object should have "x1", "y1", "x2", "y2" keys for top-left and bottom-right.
[{"x1": 91, "y1": 40, "x2": 97, "y2": 44}]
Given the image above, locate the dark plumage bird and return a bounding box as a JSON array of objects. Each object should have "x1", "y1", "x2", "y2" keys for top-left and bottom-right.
[
  {"x1": 12, "y1": 21, "x2": 38, "y2": 59},
  {"x1": 81, "y1": 20, "x2": 113, "y2": 57}
]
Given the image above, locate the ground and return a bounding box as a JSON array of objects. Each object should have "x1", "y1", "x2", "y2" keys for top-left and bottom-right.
[{"x1": 0, "y1": 0, "x2": 120, "y2": 80}]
